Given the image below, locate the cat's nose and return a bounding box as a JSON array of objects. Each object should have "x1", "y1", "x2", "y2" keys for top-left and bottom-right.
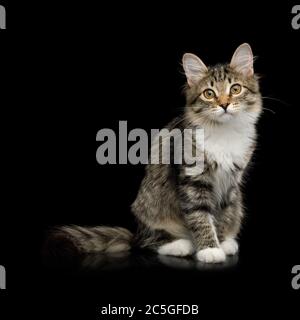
[{"x1": 220, "y1": 103, "x2": 229, "y2": 111}]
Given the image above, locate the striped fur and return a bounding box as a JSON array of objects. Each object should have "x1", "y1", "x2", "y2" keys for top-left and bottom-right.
[
  {"x1": 49, "y1": 44, "x2": 262, "y2": 263},
  {"x1": 48, "y1": 226, "x2": 133, "y2": 255}
]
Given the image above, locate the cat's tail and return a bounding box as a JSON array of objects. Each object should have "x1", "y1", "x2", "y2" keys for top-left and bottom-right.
[{"x1": 45, "y1": 225, "x2": 134, "y2": 256}]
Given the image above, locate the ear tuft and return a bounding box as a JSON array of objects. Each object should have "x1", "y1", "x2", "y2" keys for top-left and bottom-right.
[
  {"x1": 182, "y1": 53, "x2": 208, "y2": 87},
  {"x1": 230, "y1": 43, "x2": 254, "y2": 77}
]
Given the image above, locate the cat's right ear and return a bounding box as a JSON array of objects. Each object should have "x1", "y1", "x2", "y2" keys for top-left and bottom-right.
[{"x1": 182, "y1": 53, "x2": 208, "y2": 87}]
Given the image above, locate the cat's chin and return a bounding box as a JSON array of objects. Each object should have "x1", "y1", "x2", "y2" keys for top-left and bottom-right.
[{"x1": 213, "y1": 112, "x2": 235, "y2": 123}]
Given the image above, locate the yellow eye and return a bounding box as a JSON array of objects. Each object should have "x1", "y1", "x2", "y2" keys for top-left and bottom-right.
[
  {"x1": 230, "y1": 84, "x2": 242, "y2": 95},
  {"x1": 203, "y1": 89, "x2": 216, "y2": 100}
]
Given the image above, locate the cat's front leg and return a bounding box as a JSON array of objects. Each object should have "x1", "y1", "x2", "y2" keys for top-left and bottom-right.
[
  {"x1": 186, "y1": 211, "x2": 225, "y2": 263},
  {"x1": 178, "y1": 177, "x2": 226, "y2": 263},
  {"x1": 217, "y1": 188, "x2": 244, "y2": 256}
]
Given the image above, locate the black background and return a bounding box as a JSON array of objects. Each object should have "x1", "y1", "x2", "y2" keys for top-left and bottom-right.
[{"x1": 0, "y1": 1, "x2": 299, "y2": 319}]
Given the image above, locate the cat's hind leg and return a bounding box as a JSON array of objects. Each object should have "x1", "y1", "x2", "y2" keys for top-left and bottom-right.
[
  {"x1": 157, "y1": 239, "x2": 195, "y2": 257},
  {"x1": 135, "y1": 226, "x2": 194, "y2": 257},
  {"x1": 220, "y1": 238, "x2": 239, "y2": 256}
]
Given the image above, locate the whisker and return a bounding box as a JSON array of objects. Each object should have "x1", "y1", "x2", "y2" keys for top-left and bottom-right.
[
  {"x1": 262, "y1": 107, "x2": 276, "y2": 115},
  {"x1": 261, "y1": 96, "x2": 290, "y2": 107}
]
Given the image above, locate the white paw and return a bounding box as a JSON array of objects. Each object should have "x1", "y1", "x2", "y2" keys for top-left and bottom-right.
[
  {"x1": 157, "y1": 239, "x2": 195, "y2": 257},
  {"x1": 220, "y1": 238, "x2": 239, "y2": 256},
  {"x1": 196, "y1": 247, "x2": 226, "y2": 263}
]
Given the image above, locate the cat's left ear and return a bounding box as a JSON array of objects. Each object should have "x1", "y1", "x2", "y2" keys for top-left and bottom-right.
[{"x1": 230, "y1": 43, "x2": 254, "y2": 77}]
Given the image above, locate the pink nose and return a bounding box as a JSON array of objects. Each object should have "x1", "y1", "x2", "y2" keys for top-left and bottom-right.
[{"x1": 220, "y1": 103, "x2": 229, "y2": 111}]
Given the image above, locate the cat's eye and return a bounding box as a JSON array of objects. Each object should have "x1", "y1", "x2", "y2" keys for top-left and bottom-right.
[
  {"x1": 203, "y1": 89, "x2": 216, "y2": 100},
  {"x1": 230, "y1": 84, "x2": 242, "y2": 95}
]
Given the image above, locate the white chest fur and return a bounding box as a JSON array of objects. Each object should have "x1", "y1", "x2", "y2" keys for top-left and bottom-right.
[
  {"x1": 203, "y1": 114, "x2": 257, "y2": 201},
  {"x1": 204, "y1": 114, "x2": 256, "y2": 172}
]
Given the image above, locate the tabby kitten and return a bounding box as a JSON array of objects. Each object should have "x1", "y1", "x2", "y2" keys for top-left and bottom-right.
[{"x1": 53, "y1": 43, "x2": 262, "y2": 263}]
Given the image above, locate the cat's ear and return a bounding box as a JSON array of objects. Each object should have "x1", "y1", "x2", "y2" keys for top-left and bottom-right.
[
  {"x1": 182, "y1": 53, "x2": 208, "y2": 87},
  {"x1": 230, "y1": 43, "x2": 254, "y2": 77}
]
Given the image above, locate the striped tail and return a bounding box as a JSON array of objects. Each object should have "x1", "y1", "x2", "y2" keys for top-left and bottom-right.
[{"x1": 46, "y1": 225, "x2": 134, "y2": 256}]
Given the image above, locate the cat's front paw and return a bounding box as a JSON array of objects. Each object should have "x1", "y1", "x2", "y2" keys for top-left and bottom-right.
[
  {"x1": 220, "y1": 238, "x2": 239, "y2": 256},
  {"x1": 196, "y1": 247, "x2": 226, "y2": 263}
]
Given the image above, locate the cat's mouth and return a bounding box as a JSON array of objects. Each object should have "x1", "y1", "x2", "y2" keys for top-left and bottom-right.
[
  {"x1": 219, "y1": 112, "x2": 233, "y2": 120},
  {"x1": 212, "y1": 107, "x2": 240, "y2": 123},
  {"x1": 212, "y1": 107, "x2": 236, "y2": 121}
]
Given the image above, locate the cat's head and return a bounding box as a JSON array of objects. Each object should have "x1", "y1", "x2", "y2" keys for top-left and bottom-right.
[{"x1": 182, "y1": 43, "x2": 262, "y2": 125}]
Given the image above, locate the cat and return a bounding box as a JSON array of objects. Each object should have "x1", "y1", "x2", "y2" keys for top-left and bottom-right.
[{"x1": 51, "y1": 43, "x2": 262, "y2": 263}]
